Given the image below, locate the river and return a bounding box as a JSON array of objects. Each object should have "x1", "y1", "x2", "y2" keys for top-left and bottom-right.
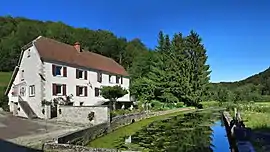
[{"x1": 119, "y1": 110, "x2": 231, "y2": 152}]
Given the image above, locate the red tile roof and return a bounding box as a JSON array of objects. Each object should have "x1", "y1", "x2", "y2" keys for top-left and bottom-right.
[{"x1": 34, "y1": 36, "x2": 129, "y2": 76}]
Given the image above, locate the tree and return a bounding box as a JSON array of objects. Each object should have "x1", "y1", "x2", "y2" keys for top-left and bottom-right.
[{"x1": 100, "y1": 85, "x2": 128, "y2": 110}]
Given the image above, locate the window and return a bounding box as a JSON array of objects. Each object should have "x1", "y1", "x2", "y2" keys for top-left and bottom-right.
[
  {"x1": 52, "y1": 84, "x2": 66, "y2": 96},
  {"x1": 76, "y1": 86, "x2": 87, "y2": 96},
  {"x1": 52, "y1": 65, "x2": 67, "y2": 77},
  {"x1": 76, "y1": 69, "x2": 87, "y2": 80},
  {"x1": 116, "y1": 76, "x2": 120, "y2": 84},
  {"x1": 29, "y1": 85, "x2": 35, "y2": 97},
  {"x1": 97, "y1": 72, "x2": 102, "y2": 83},
  {"x1": 78, "y1": 70, "x2": 83, "y2": 79},
  {"x1": 109, "y1": 75, "x2": 112, "y2": 83},
  {"x1": 94, "y1": 88, "x2": 100, "y2": 97},
  {"x1": 20, "y1": 86, "x2": 26, "y2": 96},
  {"x1": 21, "y1": 70, "x2": 24, "y2": 81}
]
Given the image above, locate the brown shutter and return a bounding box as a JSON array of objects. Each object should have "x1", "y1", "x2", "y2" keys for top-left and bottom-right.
[
  {"x1": 76, "y1": 86, "x2": 79, "y2": 96},
  {"x1": 116, "y1": 76, "x2": 119, "y2": 83},
  {"x1": 76, "y1": 69, "x2": 79, "y2": 79},
  {"x1": 63, "y1": 67, "x2": 67, "y2": 77},
  {"x1": 63, "y1": 84, "x2": 66, "y2": 95},
  {"x1": 52, "y1": 83, "x2": 56, "y2": 95},
  {"x1": 84, "y1": 71, "x2": 87, "y2": 80},
  {"x1": 95, "y1": 88, "x2": 99, "y2": 97},
  {"x1": 52, "y1": 65, "x2": 56, "y2": 76},
  {"x1": 100, "y1": 73, "x2": 102, "y2": 82},
  {"x1": 84, "y1": 86, "x2": 88, "y2": 96}
]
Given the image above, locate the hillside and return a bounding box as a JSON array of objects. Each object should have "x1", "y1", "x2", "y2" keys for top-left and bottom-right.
[
  {"x1": 0, "y1": 72, "x2": 11, "y2": 95},
  {"x1": 0, "y1": 16, "x2": 149, "y2": 72},
  {"x1": 209, "y1": 67, "x2": 270, "y2": 102}
]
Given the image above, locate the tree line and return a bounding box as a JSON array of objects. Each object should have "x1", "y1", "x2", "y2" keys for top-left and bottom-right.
[
  {"x1": 207, "y1": 67, "x2": 270, "y2": 103},
  {"x1": 0, "y1": 16, "x2": 210, "y2": 108}
]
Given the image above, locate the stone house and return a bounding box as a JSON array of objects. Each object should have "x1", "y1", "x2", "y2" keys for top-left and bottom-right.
[{"x1": 4, "y1": 36, "x2": 130, "y2": 119}]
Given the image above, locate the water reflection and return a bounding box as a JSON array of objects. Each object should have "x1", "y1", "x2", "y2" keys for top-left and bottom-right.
[{"x1": 120, "y1": 110, "x2": 230, "y2": 152}]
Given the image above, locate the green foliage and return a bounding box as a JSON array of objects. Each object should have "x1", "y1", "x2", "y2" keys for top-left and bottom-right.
[
  {"x1": 207, "y1": 67, "x2": 270, "y2": 103},
  {"x1": 100, "y1": 85, "x2": 128, "y2": 110},
  {"x1": 0, "y1": 93, "x2": 9, "y2": 111},
  {"x1": 131, "y1": 31, "x2": 211, "y2": 109}
]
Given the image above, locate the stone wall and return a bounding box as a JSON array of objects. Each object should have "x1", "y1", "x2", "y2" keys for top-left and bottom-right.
[
  {"x1": 222, "y1": 111, "x2": 256, "y2": 152},
  {"x1": 43, "y1": 142, "x2": 118, "y2": 152},
  {"x1": 56, "y1": 108, "x2": 193, "y2": 145},
  {"x1": 57, "y1": 105, "x2": 109, "y2": 125}
]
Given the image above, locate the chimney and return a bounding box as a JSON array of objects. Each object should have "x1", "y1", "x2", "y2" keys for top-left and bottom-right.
[{"x1": 74, "y1": 42, "x2": 82, "y2": 52}]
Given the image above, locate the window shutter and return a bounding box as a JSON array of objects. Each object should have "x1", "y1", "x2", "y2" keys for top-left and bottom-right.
[
  {"x1": 63, "y1": 84, "x2": 66, "y2": 95},
  {"x1": 95, "y1": 88, "x2": 99, "y2": 97},
  {"x1": 52, "y1": 65, "x2": 56, "y2": 76},
  {"x1": 84, "y1": 86, "x2": 88, "y2": 96},
  {"x1": 116, "y1": 76, "x2": 119, "y2": 83},
  {"x1": 84, "y1": 71, "x2": 87, "y2": 80},
  {"x1": 76, "y1": 86, "x2": 79, "y2": 96},
  {"x1": 63, "y1": 67, "x2": 67, "y2": 77},
  {"x1": 100, "y1": 73, "x2": 102, "y2": 82},
  {"x1": 76, "y1": 69, "x2": 79, "y2": 79},
  {"x1": 52, "y1": 84, "x2": 56, "y2": 95},
  {"x1": 121, "y1": 76, "x2": 123, "y2": 84}
]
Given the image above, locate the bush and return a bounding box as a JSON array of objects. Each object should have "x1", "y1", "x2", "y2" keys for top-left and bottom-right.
[
  {"x1": 151, "y1": 100, "x2": 164, "y2": 110},
  {"x1": 0, "y1": 94, "x2": 9, "y2": 112},
  {"x1": 176, "y1": 102, "x2": 185, "y2": 108}
]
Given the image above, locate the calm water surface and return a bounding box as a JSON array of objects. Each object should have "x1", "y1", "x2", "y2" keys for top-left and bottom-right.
[{"x1": 121, "y1": 110, "x2": 231, "y2": 152}]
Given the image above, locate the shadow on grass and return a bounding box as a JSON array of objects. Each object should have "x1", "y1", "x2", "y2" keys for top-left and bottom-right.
[
  {"x1": 248, "y1": 125, "x2": 270, "y2": 152},
  {"x1": 0, "y1": 139, "x2": 43, "y2": 152}
]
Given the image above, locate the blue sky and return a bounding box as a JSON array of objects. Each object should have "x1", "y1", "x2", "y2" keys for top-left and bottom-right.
[{"x1": 1, "y1": 0, "x2": 270, "y2": 82}]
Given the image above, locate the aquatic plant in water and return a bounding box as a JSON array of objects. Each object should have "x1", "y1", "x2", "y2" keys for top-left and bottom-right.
[{"x1": 118, "y1": 111, "x2": 219, "y2": 152}]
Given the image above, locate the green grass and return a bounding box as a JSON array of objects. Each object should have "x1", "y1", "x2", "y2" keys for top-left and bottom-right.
[
  {"x1": 0, "y1": 72, "x2": 12, "y2": 95},
  {"x1": 88, "y1": 108, "x2": 195, "y2": 148}
]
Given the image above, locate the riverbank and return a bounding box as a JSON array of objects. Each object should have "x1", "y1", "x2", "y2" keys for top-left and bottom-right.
[
  {"x1": 88, "y1": 107, "x2": 196, "y2": 148},
  {"x1": 203, "y1": 101, "x2": 270, "y2": 152}
]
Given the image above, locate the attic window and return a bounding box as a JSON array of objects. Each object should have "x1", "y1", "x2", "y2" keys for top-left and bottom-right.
[{"x1": 27, "y1": 49, "x2": 30, "y2": 57}]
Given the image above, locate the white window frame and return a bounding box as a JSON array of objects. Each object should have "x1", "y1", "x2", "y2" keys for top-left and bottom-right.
[
  {"x1": 29, "y1": 85, "x2": 35, "y2": 97},
  {"x1": 56, "y1": 84, "x2": 63, "y2": 95},
  {"x1": 78, "y1": 86, "x2": 85, "y2": 96},
  {"x1": 78, "y1": 70, "x2": 84, "y2": 79},
  {"x1": 116, "y1": 76, "x2": 120, "y2": 84},
  {"x1": 94, "y1": 87, "x2": 100, "y2": 97},
  {"x1": 55, "y1": 65, "x2": 63, "y2": 76},
  {"x1": 109, "y1": 75, "x2": 112, "y2": 83},
  {"x1": 20, "y1": 86, "x2": 26, "y2": 96}
]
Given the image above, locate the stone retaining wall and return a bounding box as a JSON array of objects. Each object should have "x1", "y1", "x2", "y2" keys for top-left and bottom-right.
[
  {"x1": 43, "y1": 142, "x2": 118, "y2": 152},
  {"x1": 56, "y1": 106, "x2": 109, "y2": 125},
  {"x1": 56, "y1": 108, "x2": 192, "y2": 145},
  {"x1": 222, "y1": 111, "x2": 255, "y2": 152}
]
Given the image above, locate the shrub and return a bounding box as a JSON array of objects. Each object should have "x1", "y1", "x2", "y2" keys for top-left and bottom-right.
[
  {"x1": 0, "y1": 94, "x2": 9, "y2": 112},
  {"x1": 176, "y1": 102, "x2": 185, "y2": 108}
]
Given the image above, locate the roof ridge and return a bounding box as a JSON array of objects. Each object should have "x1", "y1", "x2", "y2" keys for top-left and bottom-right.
[{"x1": 34, "y1": 36, "x2": 129, "y2": 76}]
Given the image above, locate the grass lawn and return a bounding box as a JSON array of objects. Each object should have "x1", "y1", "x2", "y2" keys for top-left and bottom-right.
[
  {"x1": 88, "y1": 108, "x2": 195, "y2": 148},
  {"x1": 0, "y1": 72, "x2": 12, "y2": 95}
]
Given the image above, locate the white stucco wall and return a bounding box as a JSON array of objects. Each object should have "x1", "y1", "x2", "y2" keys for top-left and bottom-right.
[
  {"x1": 43, "y1": 61, "x2": 130, "y2": 106},
  {"x1": 7, "y1": 45, "x2": 44, "y2": 118},
  {"x1": 56, "y1": 106, "x2": 109, "y2": 125}
]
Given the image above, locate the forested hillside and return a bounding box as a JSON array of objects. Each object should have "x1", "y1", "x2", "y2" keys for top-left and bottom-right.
[
  {"x1": 0, "y1": 16, "x2": 210, "y2": 109},
  {"x1": 208, "y1": 67, "x2": 270, "y2": 103}
]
